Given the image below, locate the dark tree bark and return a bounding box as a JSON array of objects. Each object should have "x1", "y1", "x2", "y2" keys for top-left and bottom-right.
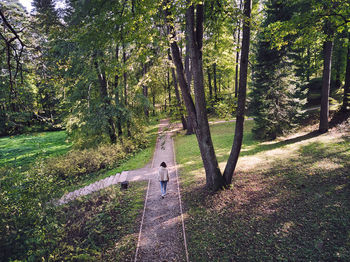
[
  {"x1": 342, "y1": 35, "x2": 350, "y2": 111},
  {"x1": 185, "y1": 19, "x2": 195, "y2": 135},
  {"x1": 169, "y1": 51, "x2": 188, "y2": 130},
  {"x1": 319, "y1": 39, "x2": 334, "y2": 133},
  {"x1": 213, "y1": 63, "x2": 218, "y2": 99},
  {"x1": 143, "y1": 64, "x2": 149, "y2": 118},
  {"x1": 152, "y1": 92, "x2": 156, "y2": 116},
  {"x1": 0, "y1": 10, "x2": 25, "y2": 112},
  {"x1": 122, "y1": 42, "x2": 131, "y2": 137},
  {"x1": 207, "y1": 67, "x2": 213, "y2": 99},
  {"x1": 115, "y1": 44, "x2": 123, "y2": 138},
  {"x1": 223, "y1": 0, "x2": 252, "y2": 185},
  {"x1": 185, "y1": 3, "x2": 225, "y2": 190},
  {"x1": 167, "y1": 68, "x2": 172, "y2": 111},
  {"x1": 94, "y1": 59, "x2": 117, "y2": 144},
  {"x1": 234, "y1": 0, "x2": 243, "y2": 98}
]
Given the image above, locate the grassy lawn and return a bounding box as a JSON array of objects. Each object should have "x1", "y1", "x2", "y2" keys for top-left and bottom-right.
[
  {"x1": 0, "y1": 131, "x2": 71, "y2": 170},
  {"x1": 48, "y1": 181, "x2": 147, "y2": 261},
  {"x1": 175, "y1": 120, "x2": 350, "y2": 261}
]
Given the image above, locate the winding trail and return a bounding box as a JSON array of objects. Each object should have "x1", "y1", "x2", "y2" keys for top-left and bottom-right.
[{"x1": 56, "y1": 119, "x2": 188, "y2": 261}]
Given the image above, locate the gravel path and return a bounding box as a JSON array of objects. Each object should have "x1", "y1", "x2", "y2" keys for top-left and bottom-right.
[
  {"x1": 55, "y1": 119, "x2": 188, "y2": 261},
  {"x1": 134, "y1": 119, "x2": 188, "y2": 262}
]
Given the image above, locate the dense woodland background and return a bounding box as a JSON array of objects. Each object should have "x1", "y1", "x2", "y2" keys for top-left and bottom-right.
[
  {"x1": 1, "y1": 0, "x2": 349, "y2": 142},
  {"x1": 1, "y1": 0, "x2": 350, "y2": 261}
]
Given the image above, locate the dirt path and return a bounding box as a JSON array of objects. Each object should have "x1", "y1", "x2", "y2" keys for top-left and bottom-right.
[
  {"x1": 56, "y1": 119, "x2": 188, "y2": 261},
  {"x1": 134, "y1": 119, "x2": 188, "y2": 262}
]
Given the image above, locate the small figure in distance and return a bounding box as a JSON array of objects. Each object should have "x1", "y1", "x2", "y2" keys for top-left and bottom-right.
[{"x1": 158, "y1": 162, "x2": 169, "y2": 198}]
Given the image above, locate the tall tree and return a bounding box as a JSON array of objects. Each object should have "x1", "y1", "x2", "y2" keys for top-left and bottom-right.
[
  {"x1": 223, "y1": 0, "x2": 252, "y2": 184},
  {"x1": 250, "y1": 0, "x2": 304, "y2": 140},
  {"x1": 166, "y1": 0, "x2": 252, "y2": 190}
]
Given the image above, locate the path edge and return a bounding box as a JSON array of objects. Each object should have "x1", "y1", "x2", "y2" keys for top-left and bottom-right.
[
  {"x1": 172, "y1": 137, "x2": 190, "y2": 262},
  {"x1": 134, "y1": 178, "x2": 151, "y2": 262}
]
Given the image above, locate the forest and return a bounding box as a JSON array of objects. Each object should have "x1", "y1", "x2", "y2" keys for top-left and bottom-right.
[{"x1": 1, "y1": 0, "x2": 349, "y2": 261}]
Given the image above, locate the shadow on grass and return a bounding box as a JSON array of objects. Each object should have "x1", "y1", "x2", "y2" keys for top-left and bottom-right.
[
  {"x1": 240, "y1": 130, "x2": 322, "y2": 157},
  {"x1": 181, "y1": 138, "x2": 350, "y2": 261}
]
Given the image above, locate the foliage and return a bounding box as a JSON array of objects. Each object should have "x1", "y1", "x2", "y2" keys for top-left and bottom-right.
[
  {"x1": 0, "y1": 120, "x2": 156, "y2": 261},
  {"x1": 44, "y1": 135, "x2": 148, "y2": 181},
  {"x1": 0, "y1": 163, "x2": 146, "y2": 261},
  {"x1": 210, "y1": 95, "x2": 238, "y2": 120},
  {"x1": 250, "y1": 0, "x2": 306, "y2": 140}
]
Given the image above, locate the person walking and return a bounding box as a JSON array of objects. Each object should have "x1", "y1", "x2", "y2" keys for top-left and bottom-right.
[{"x1": 158, "y1": 162, "x2": 169, "y2": 198}]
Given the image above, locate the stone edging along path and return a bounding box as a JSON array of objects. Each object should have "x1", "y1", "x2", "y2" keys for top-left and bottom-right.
[{"x1": 55, "y1": 119, "x2": 189, "y2": 262}]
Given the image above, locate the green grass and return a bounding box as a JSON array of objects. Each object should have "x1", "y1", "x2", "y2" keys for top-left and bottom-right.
[
  {"x1": 175, "y1": 120, "x2": 350, "y2": 261},
  {"x1": 47, "y1": 181, "x2": 147, "y2": 261},
  {"x1": 0, "y1": 131, "x2": 71, "y2": 170},
  {"x1": 0, "y1": 120, "x2": 159, "y2": 261}
]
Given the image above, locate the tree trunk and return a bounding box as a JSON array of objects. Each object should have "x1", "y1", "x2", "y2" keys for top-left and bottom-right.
[
  {"x1": 223, "y1": 0, "x2": 252, "y2": 185},
  {"x1": 186, "y1": 4, "x2": 225, "y2": 190},
  {"x1": 94, "y1": 59, "x2": 117, "y2": 144},
  {"x1": 153, "y1": 92, "x2": 156, "y2": 116},
  {"x1": 306, "y1": 47, "x2": 311, "y2": 82},
  {"x1": 170, "y1": 53, "x2": 188, "y2": 130},
  {"x1": 122, "y1": 43, "x2": 131, "y2": 137},
  {"x1": 185, "y1": 21, "x2": 194, "y2": 135},
  {"x1": 115, "y1": 44, "x2": 123, "y2": 139},
  {"x1": 143, "y1": 64, "x2": 149, "y2": 118},
  {"x1": 213, "y1": 63, "x2": 218, "y2": 100},
  {"x1": 319, "y1": 39, "x2": 334, "y2": 133},
  {"x1": 235, "y1": 0, "x2": 243, "y2": 98},
  {"x1": 207, "y1": 67, "x2": 213, "y2": 100},
  {"x1": 168, "y1": 68, "x2": 172, "y2": 111},
  {"x1": 165, "y1": 1, "x2": 225, "y2": 190},
  {"x1": 342, "y1": 35, "x2": 350, "y2": 112}
]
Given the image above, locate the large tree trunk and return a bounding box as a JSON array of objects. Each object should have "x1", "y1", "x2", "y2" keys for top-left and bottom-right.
[
  {"x1": 223, "y1": 0, "x2": 252, "y2": 185},
  {"x1": 319, "y1": 39, "x2": 334, "y2": 133},
  {"x1": 342, "y1": 35, "x2": 350, "y2": 112},
  {"x1": 185, "y1": 20, "x2": 195, "y2": 135},
  {"x1": 94, "y1": 59, "x2": 117, "y2": 144},
  {"x1": 170, "y1": 52, "x2": 188, "y2": 130},
  {"x1": 186, "y1": 4, "x2": 225, "y2": 190}
]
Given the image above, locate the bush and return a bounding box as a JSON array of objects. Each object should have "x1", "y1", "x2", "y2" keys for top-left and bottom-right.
[
  {"x1": 0, "y1": 135, "x2": 149, "y2": 261},
  {"x1": 44, "y1": 136, "x2": 148, "y2": 181},
  {"x1": 213, "y1": 96, "x2": 237, "y2": 119}
]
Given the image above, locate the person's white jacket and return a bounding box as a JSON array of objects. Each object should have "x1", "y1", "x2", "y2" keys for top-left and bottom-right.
[{"x1": 158, "y1": 166, "x2": 169, "y2": 181}]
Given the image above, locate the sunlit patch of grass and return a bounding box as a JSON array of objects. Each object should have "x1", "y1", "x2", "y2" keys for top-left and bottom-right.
[
  {"x1": 175, "y1": 120, "x2": 350, "y2": 261},
  {"x1": 0, "y1": 131, "x2": 71, "y2": 170}
]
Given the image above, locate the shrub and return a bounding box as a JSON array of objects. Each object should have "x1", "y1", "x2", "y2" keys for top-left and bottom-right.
[
  {"x1": 44, "y1": 136, "x2": 148, "y2": 181},
  {"x1": 0, "y1": 134, "x2": 149, "y2": 261}
]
